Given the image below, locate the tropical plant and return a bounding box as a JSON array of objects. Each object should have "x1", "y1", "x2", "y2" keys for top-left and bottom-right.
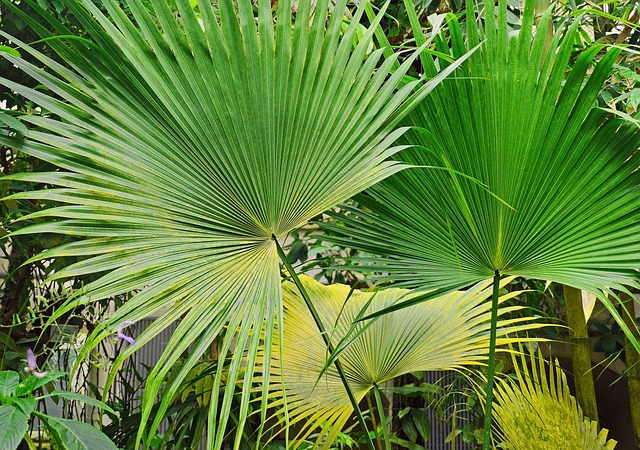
[
  {"x1": 487, "y1": 346, "x2": 618, "y2": 450},
  {"x1": 1, "y1": 0, "x2": 91, "y2": 340},
  {"x1": 328, "y1": 0, "x2": 640, "y2": 319},
  {"x1": 259, "y1": 274, "x2": 545, "y2": 449},
  {"x1": 0, "y1": 350, "x2": 117, "y2": 450},
  {"x1": 323, "y1": 0, "x2": 640, "y2": 446},
  {"x1": 0, "y1": 0, "x2": 470, "y2": 447},
  {"x1": 105, "y1": 357, "x2": 252, "y2": 450}
]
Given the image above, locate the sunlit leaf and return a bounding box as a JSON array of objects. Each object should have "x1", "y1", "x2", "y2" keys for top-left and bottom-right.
[
  {"x1": 0, "y1": 0, "x2": 463, "y2": 447},
  {"x1": 488, "y1": 347, "x2": 618, "y2": 449},
  {"x1": 326, "y1": 0, "x2": 640, "y2": 346},
  {"x1": 258, "y1": 275, "x2": 545, "y2": 448}
]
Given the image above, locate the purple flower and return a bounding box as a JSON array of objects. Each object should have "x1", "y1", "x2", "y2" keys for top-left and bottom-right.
[
  {"x1": 23, "y1": 349, "x2": 48, "y2": 378},
  {"x1": 117, "y1": 321, "x2": 135, "y2": 346}
]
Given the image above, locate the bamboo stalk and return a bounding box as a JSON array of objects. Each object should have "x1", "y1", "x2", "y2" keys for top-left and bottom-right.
[{"x1": 564, "y1": 285, "x2": 599, "y2": 423}]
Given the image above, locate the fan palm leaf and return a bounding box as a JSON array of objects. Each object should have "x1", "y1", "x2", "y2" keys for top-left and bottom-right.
[
  {"x1": 322, "y1": 2, "x2": 640, "y2": 445},
  {"x1": 488, "y1": 346, "x2": 617, "y2": 449},
  {"x1": 325, "y1": 0, "x2": 640, "y2": 338},
  {"x1": 259, "y1": 274, "x2": 546, "y2": 448},
  {"x1": 0, "y1": 0, "x2": 463, "y2": 447}
]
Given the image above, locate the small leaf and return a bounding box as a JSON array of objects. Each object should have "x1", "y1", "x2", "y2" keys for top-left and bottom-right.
[
  {"x1": 0, "y1": 112, "x2": 28, "y2": 136},
  {"x1": 582, "y1": 290, "x2": 597, "y2": 321},
  {"x1": 389, "y1": 436, "x2": 425, "y2": 450},
  {"x1": 411, "y1": 408, "x2": 431, "y2": 441},
  {"x1": 397, "y1": 406, "x2": 411, "y2": 419},
  {"x1": 600, "y1": 89, "x2": 615, "y2": 105},
  {"x1": 402, "y1": 417, "x2": 418, "y2": 443},
  {"x1": 445, "y1": 429, "x2": 462, "y2": 443},
  {"x1": 287, "y1": 240, "x2": 308, "y2": 264},
  {"x1": 0, "y1": 45, "x2": 20, "y2": 58},
  {"x1": 616, "y1": 64, "x2": 640, "y2": 81},
  {"x1": 0, "y1": 405, "x2": 29, "y2": 450},
  {"x1": 15, "y1": 371, "x2": 66, "y2": 397},
  {"x1": 8, "y1": 397, "x2": 36, "y2": 416},
  {"x1": 16, "y1": 372, "x2": 67, "y2": 397},
  {"x1": 0, "y1": 372, "x2": 19, "y2": 398},
  {"x1": 40, "y1": 416, "x2": 118, "y2": 450},
  {"x1": 39, "y1": 391, "x2": 117, "y2": 416},
  {"x1": 444, "y1": 429, "x2": 462, "y2": 444}
]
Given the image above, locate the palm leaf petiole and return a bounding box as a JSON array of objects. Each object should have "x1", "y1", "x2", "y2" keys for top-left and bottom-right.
[
  {"x1": 482, "y1": 269, "x2": 501, "y2": 450},
  {"x1": 373, "y1": 383, "x2": 392, "y2": 450},
  {"x1": 273, "y1": 236, "x2": 375, "y2": 450}
]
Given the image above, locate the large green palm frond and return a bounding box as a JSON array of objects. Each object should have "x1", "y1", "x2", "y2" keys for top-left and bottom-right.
[
  {"x1": 0, "y1": 0, "x2": 457, "y2": 446},
  {"x1": 325, "y1": 0, "x2": 640, "y2": 331},
  {"x1": 260, "y1": 275, "x2": 545, "y2": 448},
  {"x1": 489, "y1": 347, "x2": 617, "y2": 449}
]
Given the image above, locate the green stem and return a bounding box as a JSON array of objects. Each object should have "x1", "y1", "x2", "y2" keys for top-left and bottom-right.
[
  {"x1": 366, "y1": 392, "x2": 380, "y2": 450},
  {"x1": 373, "y1": 383, "x2": 392, "y2": 450},
  {"x1": 482, "y1": 270, "x2": 501, "y2": 450},
  {"x1": 451, "y1": 406, "x2": 457, "y2": 450},
  {"x1": 273, "y1": 236, "x2": 375, "y2": 450},
  {"x1": 564, "y1": 285, "x2": 599, "y2": 424},
  {"x1": 24, "y1": 432, "x2": 37, "y2": 450}
]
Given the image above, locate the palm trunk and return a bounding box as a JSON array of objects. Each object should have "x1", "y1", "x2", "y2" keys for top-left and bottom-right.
[
  {"x1": 564, "y1": 285, "x2": 599, "y2": 423},
  {"x1": 621, "y1": 292, "x2": 640, "y2": 448}
]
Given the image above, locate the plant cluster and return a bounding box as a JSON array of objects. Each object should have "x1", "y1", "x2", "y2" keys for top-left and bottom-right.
[{"x1": 1, "y1": 0, "x2": 640, "y2": 449}]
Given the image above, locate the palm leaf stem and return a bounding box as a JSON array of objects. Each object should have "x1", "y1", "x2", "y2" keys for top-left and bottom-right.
[
  {"x1": 365, "y1": 393, "x2": 380, "y2": 448},
  {"x1": 482, "y1": 270, "x2": 501, "y2": 450},
  {"x1": 373, "y1": 383, "x2": 391, "y2": 450},
  {"x1": 272, "y1": 236, "x2": 374, "y2": 450}
]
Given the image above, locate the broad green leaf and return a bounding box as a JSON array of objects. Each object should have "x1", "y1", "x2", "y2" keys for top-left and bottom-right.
[
  {"x1": 258, "y1": 275, "x2": 545, "y2": 448},
  {"x1": 38, "y1": 391, "x2": 116, "y2": 416},
  {"x1": 8, "y1": 397, "x2": 36, "y2": 416},
  {"x1": 15, "y1": 371, "x2": 66, "y2": 397},
  {"x1": 0, "y1": 371, "x2": 19, "y2": 398},
  {"x1": 0, "y1": 405, "x2": 29, "y2": 450},
  {"x1": 40, "y1": 416, "x2": 118, "y2": 450},
  {"x1": 403, "y1": 419, "x2": 418, "y2": 443}
]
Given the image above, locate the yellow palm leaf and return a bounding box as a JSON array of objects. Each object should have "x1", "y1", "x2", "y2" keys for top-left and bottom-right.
[{"x1": 260, "y1": 275, "x2": 545, "y2": 448}]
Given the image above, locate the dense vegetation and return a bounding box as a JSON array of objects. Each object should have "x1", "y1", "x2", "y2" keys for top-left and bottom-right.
[{"x1": 1, "y1": 0, "x2": 640, "y2": 449}]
